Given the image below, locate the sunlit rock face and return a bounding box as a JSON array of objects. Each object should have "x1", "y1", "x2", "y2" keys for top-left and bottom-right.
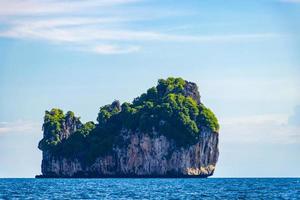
[
  {"x1": 38, "y1": 78, "x2": 219, "y2": 178},
  {"x1": 41, "y1": 129, "x2": 218, "y2": 177}
]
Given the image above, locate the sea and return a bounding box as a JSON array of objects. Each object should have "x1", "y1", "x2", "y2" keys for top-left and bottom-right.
[{"x1": 0, "y1": 178, "x2": 299, "y2": 199}]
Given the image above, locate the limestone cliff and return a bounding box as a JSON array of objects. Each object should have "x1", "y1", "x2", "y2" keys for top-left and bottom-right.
[{"x1": 37, "y1": 77, "x2": 219, "y2": 178}]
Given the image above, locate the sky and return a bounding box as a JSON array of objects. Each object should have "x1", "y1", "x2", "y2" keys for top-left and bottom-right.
[{"x1": 0, "y1": 0, "x2": 300, "y2": 178}]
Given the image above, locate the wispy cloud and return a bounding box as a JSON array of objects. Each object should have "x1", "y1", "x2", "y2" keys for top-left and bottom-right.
[
  {"x1": 221, "y1": 113, "x2": 300, "y2": 144},
  {"x1": 0, "y1": 0, "x2": 140, "y2": 16},
  {"x1": 0, "y1": 22, "x2": 281, "y2": 43},
  {"x1": 0, "y1": 0, "x2": 284, "y2": 54},
  {"x1": 0, "y1": 121, "x2": 40, "y2": 135},
  {"x1": 88, "y1": 44, "x2": 140, "y2": 54}
]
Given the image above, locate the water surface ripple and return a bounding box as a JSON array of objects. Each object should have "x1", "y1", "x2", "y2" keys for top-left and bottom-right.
[{"x1": 0, "y1": 178, "x2": 299, "y2": 199}]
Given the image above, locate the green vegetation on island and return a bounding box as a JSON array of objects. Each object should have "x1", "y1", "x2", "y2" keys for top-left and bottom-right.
[{"x1": 38, "y1": 77, "x2": 219, "y2": 164}]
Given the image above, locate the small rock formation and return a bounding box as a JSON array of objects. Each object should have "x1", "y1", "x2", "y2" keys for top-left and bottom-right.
[
  {"x1": 183, "y1": 81, "x2": 201, "y2": 104},
  {"x1": 37, "y1": 78, "x2": 219, "y2": 178}
]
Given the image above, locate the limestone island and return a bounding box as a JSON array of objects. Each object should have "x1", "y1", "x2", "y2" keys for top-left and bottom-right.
[{"x1": 36, "y1": 77, "x2": 219, "y2": 178}]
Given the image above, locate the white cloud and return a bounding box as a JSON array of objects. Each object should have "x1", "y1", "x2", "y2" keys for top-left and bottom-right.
[
  {"x1": 0, "y1": 0, "x2": 140, "y2": 16},
  {"x1": 0, "y1": 0, "x2": 284, "y2": 54},
  {"x1": 0, "y1": 121, "x2": 40, "y2": 135},
  {"x1": 222, "y1": 114, "x2": 289, "y2": 126},
  {"x1": 9, "y1": 17, "x2": 125, "y2": 29},
  {"x1": 0, "y1": 22, "x2": 281, "y2": 43},
  {"x1": 221, "y1": 113, "x2": 300, "y2": 144},
  {"x1": 71, "y1": 42, "x2": 140, "y2": 54},
  {"x1": 88, "y1": 44, "x2": 140, "y2": 54}
]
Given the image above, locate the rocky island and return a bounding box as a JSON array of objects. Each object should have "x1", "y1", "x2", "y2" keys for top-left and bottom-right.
[{"x1": 37, "y1": 77, "x2": 219, "y2": 178}]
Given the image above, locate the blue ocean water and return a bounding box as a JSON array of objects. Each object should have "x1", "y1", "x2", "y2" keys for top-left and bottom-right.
[{"x1": 0, "y1": 178, "x2": 299, "y2": 199}]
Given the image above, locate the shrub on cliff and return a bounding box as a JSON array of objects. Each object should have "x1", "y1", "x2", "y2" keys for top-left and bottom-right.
[{"x1": 38, "y1": 108, "x2": 65, "y2": 150}]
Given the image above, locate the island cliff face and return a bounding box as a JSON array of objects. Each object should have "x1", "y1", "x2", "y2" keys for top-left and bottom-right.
[{"x1": 38, "y1": 77, "x2": 219, "y2": 178}]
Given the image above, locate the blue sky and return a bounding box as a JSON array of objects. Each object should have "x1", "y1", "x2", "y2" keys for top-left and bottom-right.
[{"x1": 0, "y1": 0, "x2": 300, "y2": 177}]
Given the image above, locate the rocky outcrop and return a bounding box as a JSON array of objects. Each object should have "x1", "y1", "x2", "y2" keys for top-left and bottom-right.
[
  {"x1": 37, "y1": 78, "x2": 219, "y2": 178},
  {"x1": 183, "y1": 81, "x2": 201, "y2": 104},
  {"x1": 40, "y1": 129, "x2": 218, "y2": 178}
]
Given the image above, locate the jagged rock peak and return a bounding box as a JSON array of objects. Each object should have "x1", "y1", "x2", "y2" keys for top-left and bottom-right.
[
  {"x1": 110, "y1": 100, "x2": 121, "y2": 112},
  {"x1": 183, "y1": 80, "x2": 201, "y2": 104}
]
